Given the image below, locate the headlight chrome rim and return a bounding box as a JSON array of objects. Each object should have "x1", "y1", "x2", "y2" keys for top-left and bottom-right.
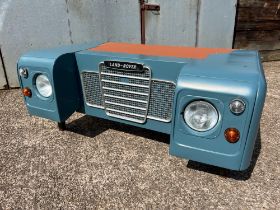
[
  {"x1": 35, "y1": 74, "x2": 53, "y2": 98},
  {"x1": 183, "y1": 100, "x2": 219, "y2": 132}
]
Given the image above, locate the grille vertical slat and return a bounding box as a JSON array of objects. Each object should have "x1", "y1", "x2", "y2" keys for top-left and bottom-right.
[
  {"x1": 81, "y1": 67, "x2": 176, "y2": 123},
  {"x1": 100, "y1": 63, "x2": 151, "y2": 123}
]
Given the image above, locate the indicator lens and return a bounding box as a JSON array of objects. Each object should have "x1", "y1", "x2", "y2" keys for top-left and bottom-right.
[
  {"x1": 224, "y1": 128, "x2": 240, "y2": 143},
  {"x1": 22, "y1": 87, "x2": 32, "y2": 97}
]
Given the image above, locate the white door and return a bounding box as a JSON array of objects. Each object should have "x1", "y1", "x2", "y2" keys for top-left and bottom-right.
[
  {"x1": 0, "y1": 0, "x2": 237, "y2": 88},
  {"x1": 105, "y1": 0, "x2": 237, "y2": 48}
]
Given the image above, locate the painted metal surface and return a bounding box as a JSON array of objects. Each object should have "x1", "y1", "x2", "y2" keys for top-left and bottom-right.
[
  {"x1": 17, "y1": 42, "x2": 266, "y2": 170},
  {"x1": 90, "y1": 42, "x2": 233, "y2": 59},
  {"x1": 0, "y1": 55, "x2": 7, "y2": 89},
  {"x1": 145, "y1": 0, "x2": 198, "y2": 46},
  {"x1": 139, "y1": 0, "x2": 160, "y2": 44},
  {"x1": 0, "y1": 0, "x2": 107, "y2": 88},
  {"x1": 0, "y1": 0, "x2": 237, "y2": 88},
  {"x1": 240, "y1": 56, "x2": 267, "y2": 170},
  {"x1": 0, "y1": 0, "x2": 11, "y2": 88},
  {"x1": 197, "y1": 0, "x2": 237, "y2": 48},
  {"x1": 169, "y1": 50, "x2": 265, "y2": 170},
  {"x1": 75, "y1": 50, "x2": 185, "y2": 134},
  {"x1": 104, "y1": 0, "x2": 141, "y2": 43},
  {"x1": 0, "y1": 0, "x2": 71, "y2": 88},
  {"x1": 18, "y1": 42, "x2": 101, "y2": 122},
  {"x1": 65, "y1": 0, "x2": 107, "y2": 44}
]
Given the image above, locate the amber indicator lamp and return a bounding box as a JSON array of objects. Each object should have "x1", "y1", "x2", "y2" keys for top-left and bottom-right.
[
  {"x1": 22, "y1": 87, "x2": 32, "y2": 97},
  {"x1": 224, "y1": 128, "x2": 240, "y2": 143}
]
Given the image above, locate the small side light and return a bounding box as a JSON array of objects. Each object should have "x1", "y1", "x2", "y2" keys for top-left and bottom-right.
[
  {"x1": 224, "y1": 128, "x2": 240, "y2": 143},
  {"x1": 19, "y1": 68, "x2": 29, "y2": 78},
  {"x1": 229, "y1": 99, "x2": 245, "y2": 115},
  {"x1": 22, "y1": 87, "x2": 32, "y2": 97}
]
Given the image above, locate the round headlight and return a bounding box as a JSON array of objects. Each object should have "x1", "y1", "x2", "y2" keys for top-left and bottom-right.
[
  {"x1": 229, "y1": 99, "x2": 245, "y2": 115},
  {"x1": 184, "y1": 101, "x2": 219, "y2": 132},
  {"x1": 35, "y1": 74, "x2": 52, "y2": 97}
]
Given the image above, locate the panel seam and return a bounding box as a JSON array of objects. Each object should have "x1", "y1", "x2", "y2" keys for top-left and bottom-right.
[
  {"x1": 65, "y1": 0, "x2": 73, "y2": 44},
  {"x1": 0, "y1": 46, "x2": 9, "y2": 89},
  {"x1": 195, "y1": 0, "x2": 201, "y2": 47}
]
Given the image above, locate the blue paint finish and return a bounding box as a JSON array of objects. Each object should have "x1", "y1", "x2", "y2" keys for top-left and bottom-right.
[
  {"x1": 177, "y1": 96, "x2": 225, "y2": 139},
  {"x1": 170, "y1": 51, "x2": 265, "y2": 170},
  {"x1": 76, "y1": 50, "x2": 187, "y2": 81},
  {"x1": 75, "y1": 51, "x2": 187, "y2": 134},
  {"x1": 170, "y1": 76, "x2": 257, "y2": 170},
  {"x1": 17, "y1": 42, "x2": 102, "y2": 122},
  {"x1": 52, "y1": 53, "x2": 82, "y2": 121},
  {"x1": 17, "y1": 43, "x2": 266, "y2": 171},
  {"x1": 180, "y1": 51, "x2": 260, "y2": 81},
  {"x1": 18, "y1": 56, "x2": 59, "y2": 121},
  {"x1": 240, "y1": 53, "x2": 267, "y2": 170},
  {"x1": 83, "y1": 106, "x2": 172, "y2": 134}
]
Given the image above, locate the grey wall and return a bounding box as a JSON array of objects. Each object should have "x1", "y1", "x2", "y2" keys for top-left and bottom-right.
[{"x1": 0, "y1": 0, "x2": 237, "y2": 88}]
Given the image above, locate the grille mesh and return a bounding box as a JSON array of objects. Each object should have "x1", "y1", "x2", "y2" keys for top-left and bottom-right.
[
  {"x1": 81, "y1": 69, "x2": 176, "y2": 123},
  {"x1": 81, "y1": 72, "x2": 103, "y2": 107},
  {"x1": 148, "y1": 80, "x2": 176, "y2": 121}
]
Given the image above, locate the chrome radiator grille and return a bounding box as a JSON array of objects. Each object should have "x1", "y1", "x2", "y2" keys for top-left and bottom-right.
[
  {"x1": 100, "y1": 63, "x2": 151, "y2": 123},
  {"x1": 81, "y1": 68, "x2": 176, "y2": 123}
]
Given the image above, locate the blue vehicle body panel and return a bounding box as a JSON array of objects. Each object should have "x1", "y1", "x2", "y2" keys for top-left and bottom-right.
[
  {"x1": 169, "y1": 50, "x2": 265, "y2": 170},
  {"x1": 75, "y1": 51, "x2": 186, "y2": 134},
  {"x1": 17, "y1": 42, "x2": 267, "y2": 171},
  {"x1": 18, "y1": 42, "x2": 102, "y2": 122},
  {"x1": 240, "y1": 57, "x2": 267, "y2": 170}
]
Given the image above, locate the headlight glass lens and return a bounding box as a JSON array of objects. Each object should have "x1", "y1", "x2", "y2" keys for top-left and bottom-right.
[
  {"x1": 184, "y1": 101, "x2": 219, "y2": 132},
  {"x1": 35, "y1": 74, "x2": 52, "y2": 97}
]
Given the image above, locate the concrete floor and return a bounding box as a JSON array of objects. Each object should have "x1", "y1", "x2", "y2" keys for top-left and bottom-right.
[{"x1": 0, "y1": 62, "x2": 279, "y2": 209}]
